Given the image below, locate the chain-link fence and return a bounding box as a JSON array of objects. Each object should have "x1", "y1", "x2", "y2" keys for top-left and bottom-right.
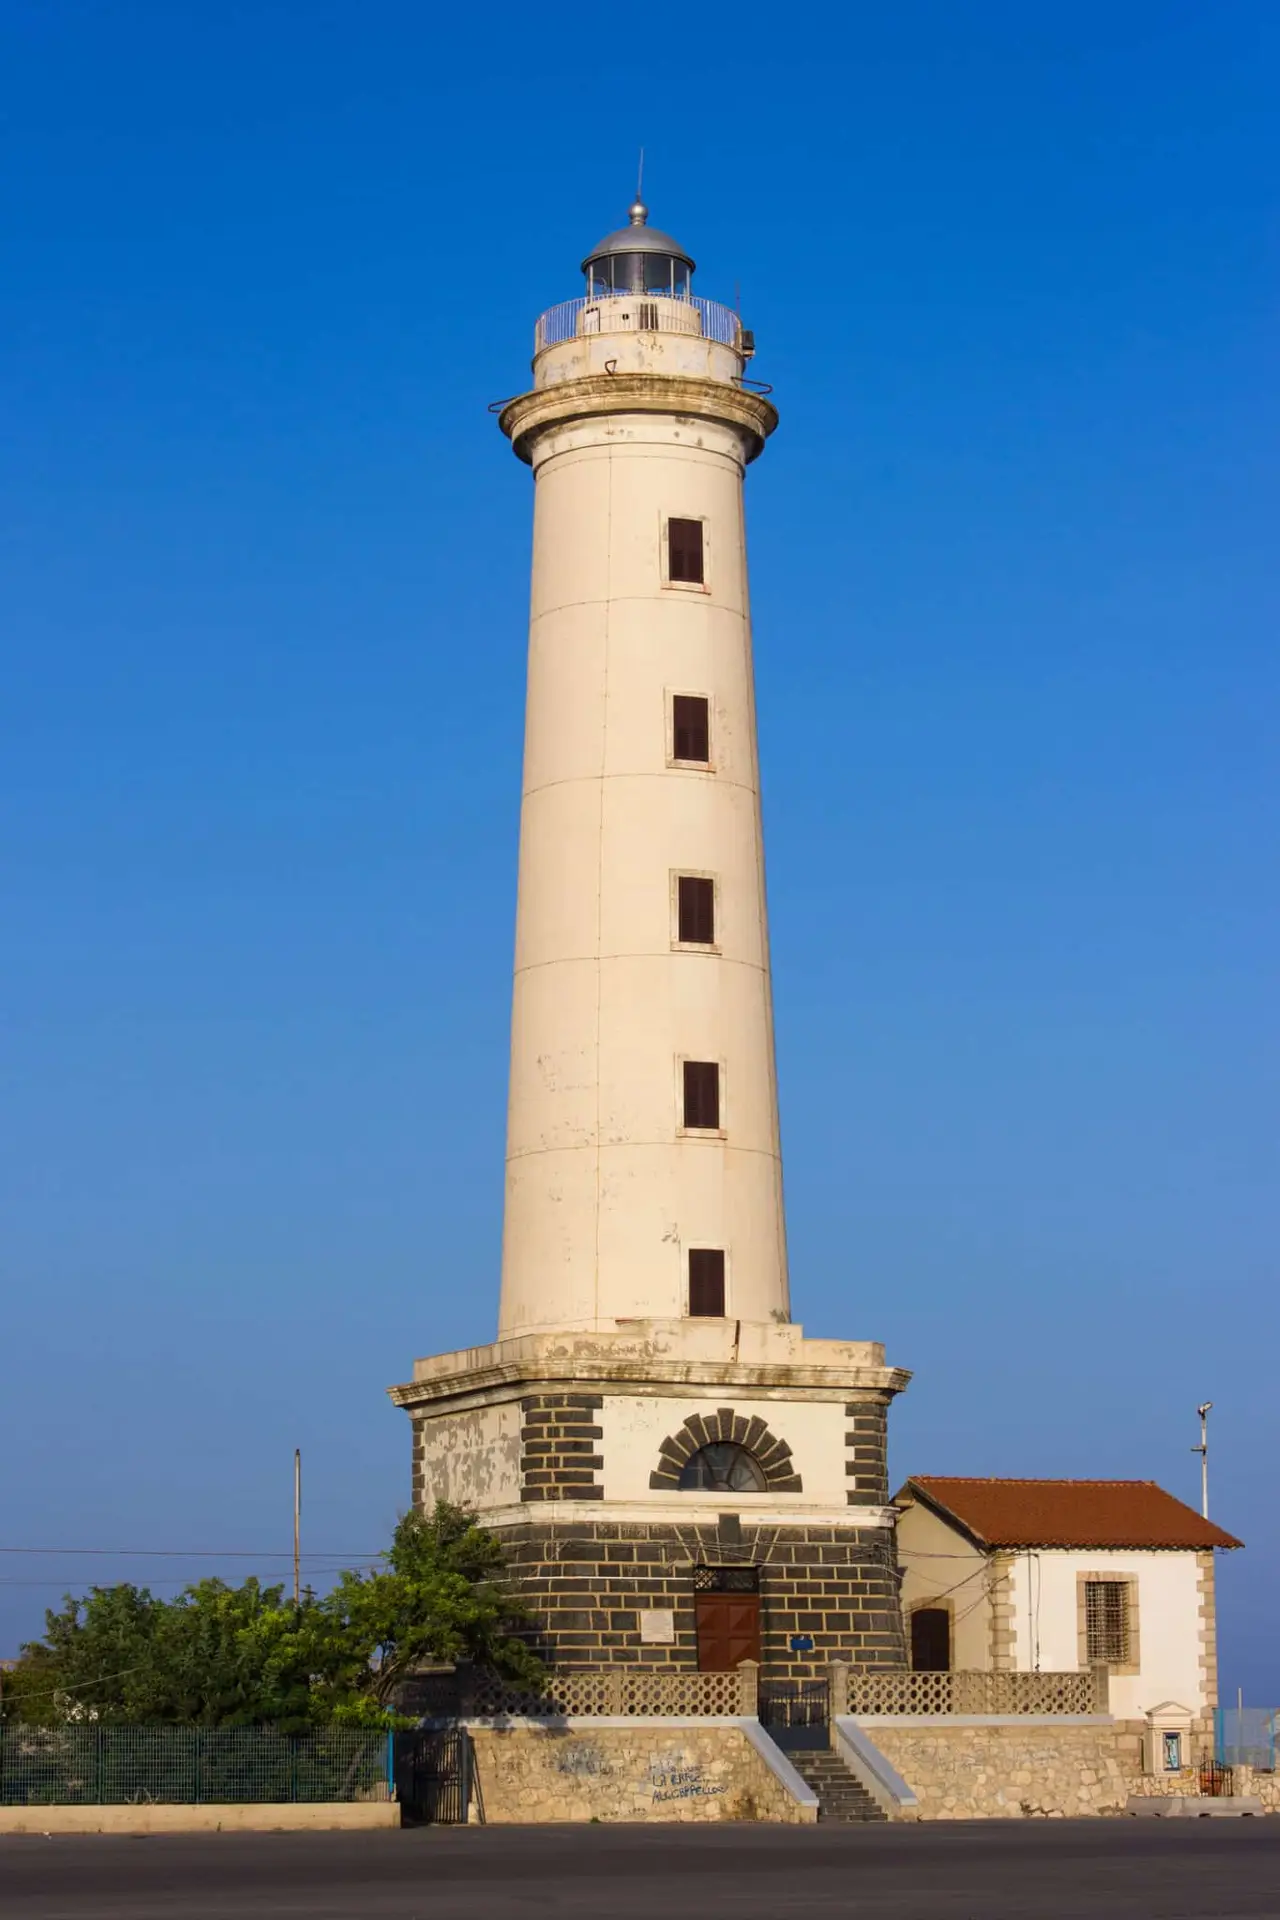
[
  {"x1": 1215, "y1": 1707, "x2": 1277, "y2": 1771},
  {"x1": 0, "y1": 1727, "x2": 392, "y2": 1805}
]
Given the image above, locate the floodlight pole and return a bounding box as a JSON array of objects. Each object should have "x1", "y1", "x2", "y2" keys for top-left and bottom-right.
[{"x1": 1192, "y1": 1403, "x2": 1212, "y2": 1519}]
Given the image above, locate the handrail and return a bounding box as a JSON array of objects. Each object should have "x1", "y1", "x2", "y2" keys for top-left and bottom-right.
[{"x1": 534, "y1": 293, "x2": 744, "y2": 355}]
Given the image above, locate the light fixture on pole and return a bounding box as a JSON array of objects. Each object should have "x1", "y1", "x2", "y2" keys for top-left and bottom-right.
[{"x1": 1192, "y1": 1403, "x2": 1212, "y2": 1519}]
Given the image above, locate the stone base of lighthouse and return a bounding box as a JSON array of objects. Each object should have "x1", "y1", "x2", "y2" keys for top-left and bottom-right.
[{"x1": 390, "y1": 1322, "x2": 909, "y2": 1682}]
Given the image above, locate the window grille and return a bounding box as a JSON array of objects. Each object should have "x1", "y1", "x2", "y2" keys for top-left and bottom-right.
[
  {"x1": 693, "y1": 1562, "x2": 761, "y2": 1592},
  {"x1": 1085, "y1": 1580, "x2": 1129, "y2": 1664}
]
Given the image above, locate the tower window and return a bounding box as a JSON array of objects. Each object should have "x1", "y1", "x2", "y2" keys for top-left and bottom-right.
[
  {"x1": 688, "y1": 1249, "x2": 726, "y2": 1317},
  {"x1": 672, "y1": 695, "x2": 710, "y2": 765},
  {"x1": 667, "y1": 517, "x2": 705, "y2": 584},
  {"x1": 682, "y1": 1060, "x2": 721, "y2": 1131},
  {"x1": 677, "y1": 875, "x2": 716, "y2": 946}
]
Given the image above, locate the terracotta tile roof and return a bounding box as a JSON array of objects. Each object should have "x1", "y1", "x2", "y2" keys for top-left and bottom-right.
[{"x1": 898, "y1": 1477, "x2": 1242, "y2": 1551}]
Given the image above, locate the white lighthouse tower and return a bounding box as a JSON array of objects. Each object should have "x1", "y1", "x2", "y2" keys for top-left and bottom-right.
[
  {"x1": 393, "y1": 200, "x2": 909, "y2": 1680},
  {"x1": 499, "y1": 195, "x2": 786, "y2": 1340}
]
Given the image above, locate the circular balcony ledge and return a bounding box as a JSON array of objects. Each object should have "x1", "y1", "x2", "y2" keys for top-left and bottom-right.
[{"x1": 499, "y1": 372, "x2": 779, "y2": 466}]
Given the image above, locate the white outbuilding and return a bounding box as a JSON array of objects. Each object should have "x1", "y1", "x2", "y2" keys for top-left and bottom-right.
[{"x1": 894, "y1": 1476, "x2": 1242, "y2": 1726}]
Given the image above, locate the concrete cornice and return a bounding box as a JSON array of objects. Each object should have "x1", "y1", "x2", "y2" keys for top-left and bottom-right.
[
  {"x1": 425, "y1": 1500, "x2": 899, "y2": 1531},
  {"x1": 499, "y1": 373, "x2": 779, "y2": 466},
  {"x1": 388, "y1": 1355, "x2": 909, "y2": 1412}
]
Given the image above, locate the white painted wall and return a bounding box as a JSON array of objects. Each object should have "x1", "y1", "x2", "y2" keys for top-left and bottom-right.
[
  {"x1": 1006, "y1": 1547, "x2": 1208, "y2": 1718},
  {"x1": 417, "y1": 1403, "x2": 522, "y2": 1512},
  {"x1": 499, "y1": 306, "x2": 786, "y2": 1337},
  {"x1": 600, "y1": 1395, "x2": 846, "y2": 1505}
]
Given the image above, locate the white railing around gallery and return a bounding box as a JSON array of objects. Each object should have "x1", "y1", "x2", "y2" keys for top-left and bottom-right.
[{"x1": 534, "y1": 293, "x2": 743, "y2": 355}]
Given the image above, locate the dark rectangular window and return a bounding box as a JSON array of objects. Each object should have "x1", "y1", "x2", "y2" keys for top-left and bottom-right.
[
  {"x1": 688, "y1": 1248, "x2": 726, "y2": 1316},
  {"x1": 677, "y1": 875, "x2": 715, "y2": 945},
  {"x1": 672, "y1": 694, "x2": 710, "y2": 763},
  {"x1": 682, "y1": 1059, "x2": 720, "y2": 1130},
  {"x1": 1085, "y1": 1581, "x2": 1130, "y2": 1665},
  {"x1": 668, "y1": 517, "x2": 704, "y2": 584}
]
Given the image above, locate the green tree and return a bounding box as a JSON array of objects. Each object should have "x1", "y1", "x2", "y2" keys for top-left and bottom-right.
[{"x1": 3, "y1": 1504, "x2": 539, "y2": 1728}]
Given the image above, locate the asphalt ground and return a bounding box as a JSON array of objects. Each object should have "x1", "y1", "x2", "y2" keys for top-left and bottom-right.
[{"x1": 1, "y1": 1820, "x2": 1279, "y2": 1920}]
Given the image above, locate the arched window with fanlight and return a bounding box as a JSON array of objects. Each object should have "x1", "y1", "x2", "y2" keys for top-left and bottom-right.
[
  {"x1": 678, "y1": 1444, "x2": 768, "y2": 1492},
  {"x1": 649, "y1": 1410, "x2": 804, "y2": 1494}
]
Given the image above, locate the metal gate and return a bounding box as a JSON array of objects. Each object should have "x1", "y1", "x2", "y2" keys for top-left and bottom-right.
[
  {"x1": 394, "y1": 1729, "x2": 472, "y2": 1824},
  {"x1": 759, "y1": 1678, "x2": 830, "y2": 1751},
  {"x1": 1198, "y1": 1758, "x2": 1235, "y2": 1799}
]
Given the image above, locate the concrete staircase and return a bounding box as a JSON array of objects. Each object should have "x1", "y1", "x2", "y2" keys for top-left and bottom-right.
[{"x1": 791, "y1": 1749, "x2": 887, "y2": 1824}]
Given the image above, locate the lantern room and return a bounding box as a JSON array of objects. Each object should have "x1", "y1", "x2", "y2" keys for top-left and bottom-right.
[{"x1": 582, "y1": 197, "x2": 695, "y2": 299}]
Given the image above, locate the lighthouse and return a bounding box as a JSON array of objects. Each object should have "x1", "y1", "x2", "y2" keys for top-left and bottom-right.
[{"x1": 392, "y1": 200, "x2": 909, "y2": 1680}]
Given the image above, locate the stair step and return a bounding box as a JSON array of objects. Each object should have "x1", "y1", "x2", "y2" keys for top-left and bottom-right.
[{"x1": 791, "y1": 1751, "x2": 888, "y2": 1824}]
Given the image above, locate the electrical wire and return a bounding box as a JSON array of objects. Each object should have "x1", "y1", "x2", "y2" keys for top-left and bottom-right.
[
  {"x1": 0, "y1": 1547, "x2": 383, "y2": 1560},
  {"x1": 0, "y1": 1664, "x2": 150, "y2": 1702}
]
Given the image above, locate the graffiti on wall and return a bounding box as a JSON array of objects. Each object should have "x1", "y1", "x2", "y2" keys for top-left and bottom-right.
[{"x1": 649, "y1": 1753, "x2": 728, "y2": 1805}]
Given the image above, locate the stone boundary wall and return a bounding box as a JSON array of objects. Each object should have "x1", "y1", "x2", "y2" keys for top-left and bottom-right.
[
  {"x1": 1129, "y1": 1764, "x2": 1280, "y2": 1812},
  {"x1": 864, "y1": 1720, "x2": 1146, "y2": 1819},
  {"x1": 467, "y1": 1721, "x2": 816, "y2": 1824}
]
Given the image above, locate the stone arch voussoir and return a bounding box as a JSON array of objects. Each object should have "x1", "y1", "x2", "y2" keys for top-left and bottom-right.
[{"x1": 648, "y1": 1408, "x2": 803, "y2": 1493}]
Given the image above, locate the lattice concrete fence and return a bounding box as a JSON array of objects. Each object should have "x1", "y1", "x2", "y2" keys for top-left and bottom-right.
[
  {"x1": 460, "y1": 1665, "x2": 759, "y2": 1719},
  {"x1": 418, "y1": 1663, "x2": 1106, "y2": 1721},
  {"x1": 840, "y1": 1666, "x2": 1109, "y2": 1717}
]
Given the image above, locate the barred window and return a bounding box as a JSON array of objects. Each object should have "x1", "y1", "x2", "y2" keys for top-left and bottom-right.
[{"x1": 1085, "y1": 1580, "x2": 1129, "y2": 1664}]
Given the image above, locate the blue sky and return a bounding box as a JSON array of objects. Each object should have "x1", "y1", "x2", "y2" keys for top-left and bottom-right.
[{"x1": 2, "y1": 2, "x2": 1276, "y2": 1694}]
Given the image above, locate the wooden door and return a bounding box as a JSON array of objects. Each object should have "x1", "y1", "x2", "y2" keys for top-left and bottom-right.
[
  {"x1": 695, "y1": 1592, "x2": 762, "y2": 1671},
  {"x1": 910, "y1": 1607, "x2": 951, "y2": 1672}
]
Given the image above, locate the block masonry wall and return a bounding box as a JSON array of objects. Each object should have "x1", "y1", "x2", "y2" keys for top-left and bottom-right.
[
  {"x1": 845, "y1": 1401, "x2": 889, "y2": 1505},
  {"x1": 520, "y1": 1394, "x2": 605, "y2": 1502},
  {"x1": 495, "y1": 1517, "x2": 906, "y2": 1679}
]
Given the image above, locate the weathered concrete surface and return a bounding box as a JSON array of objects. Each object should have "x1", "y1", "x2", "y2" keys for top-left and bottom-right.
[
  {"x1": 0, "y1": 1801, "x2": 399, "y2": 1835},
  {"x1": 1127, "y1": 1793, "x2": 1264, "y2": 1817}
]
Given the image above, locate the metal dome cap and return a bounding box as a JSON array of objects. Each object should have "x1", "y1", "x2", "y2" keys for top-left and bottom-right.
[{"x1": 581, "y1": 198, "x2": 696, "y2": 279}]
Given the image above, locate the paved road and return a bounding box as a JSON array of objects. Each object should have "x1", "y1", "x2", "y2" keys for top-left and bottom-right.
[{"x1": 1, "y1": 1821, "x2": 1278, "y2": 1919}]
